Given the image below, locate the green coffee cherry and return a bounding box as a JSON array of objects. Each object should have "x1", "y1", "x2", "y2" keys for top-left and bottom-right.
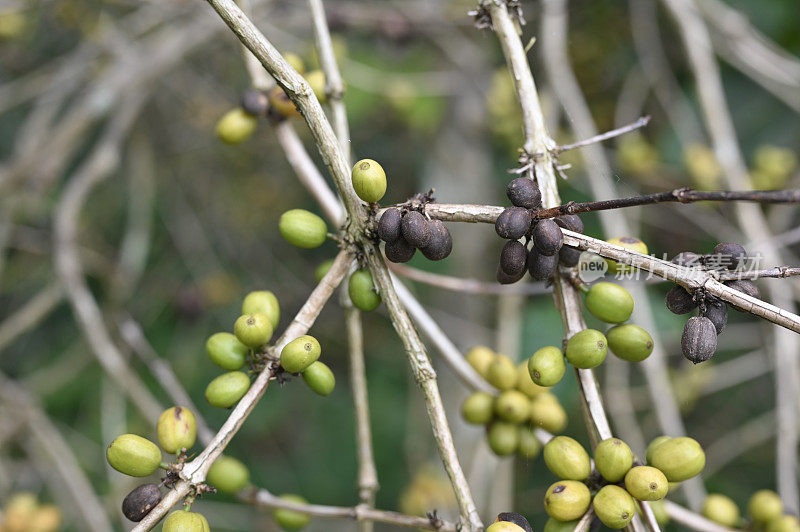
[
  {"x1": 544, "y1": 480, "x2": 591, "y2": 521},
  {"x1": 487, "y1": 354, "x2": 518, "y2": 390},
  {"x1": 302, "y1": 361, "x2": 335, "y2": 396},
  {"x1": 543, "y1": 436, "x2": 591, "y2": 480},
  {"x1": 517, "y1": 426, "x2": 542, "y2": 459},
  {"x1": 530, "y1": 393, "x2": 568, "y2": 433},
  {"x1": 702, "y1": 494, "x2": 740, "y2": 528},
  {"x1": 487, "y1": 422, "x2": 519, "y2": 456},
  {"x1": 544, "y1": 518, "x2": 579, "y2": 532},
  {"x1": 606, "y1": 324, "x2": 654, "y2": 362},
  {"x1": 273, "y1": 494, "x2": 312, "y2": 531},
  {"x1": 624, "y1": 466, "x2": 668, "y2": 501},
  {"x1": 594, "y1": 438, "x2": 633, "y2": 483},
  {"x1": 486, "y1": 522, "x2": 525, "y2": 532},
  {"x1": 606, "y1": 237, "x2": 648, "y2": 274},
  {"x1": 466, "y1": 345, "x2": 495, "y2": 379},
  {"x1": 280, "y1": 335, "x2": 321, "y2": 373},
  {"x1": 516, "y1": 361, "x2": 549, "y2": 398},
  {"x1": 314, "y1": 259, "x2": 335, "y2": 282},
  {"x1": 645, "y1": 436, "x2": 671, "y2": 464},
  {"x1": 207, "y1": 455, "x2": 250, "y2": 494},
  {"x1": 106, "y1": 434, "x2": 162, "y2": 477},
  {"x1": 749, "y1": 490, "x2": 783, "y2": 523},
  {"x1": 593, "y1": 485, "x2": 637, "y2": 529},
  {"x1": 767, "y1": 515, "x2": 800, "y2": 532},
  {"x1": 494, "y1": 390, "x2": 530, "y2": 424},
  {"x1": 349, "y1": 270, "x2": 381, "y2": 311},
  {"x1": 234, "y1": 313, "x2": 273, "y2": 348},
  {"x1": 205, "y1": 371, "x2": 251, "y2": 408},
  {"x1": 216, "y1": 108, "x2": 257, "y2": 145},
  {"x1": 585, "y1": 282, "x2": 634, "y2": 324},
  {"x1": 351, "y1": 159, "x2": 387, "y2": 203},
  {"x1": 528, "y1": 346, "x2": 566, "y2": 387},
  {"x1": 565, "y1": 329, "x2": 607, "y2": 369},
  {"x1": 305, "y1": 70, "x2": 327, "y2": 104},
  {"x1": 242, "y1": 290, "x2": 280, "y2": 329},
  {"x1": 163, "y1": 510, "x2": 210, "y2": 532},
  {"x1": 206, "y1": 332, "x2": 249, "y2": 370},
  {"x1": 279, "y1": 209, "x2": 328, "y2": 249},
  {"x1": 647, "y1": 436, "x2": 705, "y2": 482},
  {"x1": 461, "y1": 392, "x2": 495, "y2": 425},
  {"x1": 156, "y1": 406, "x2": 197, "y2": 454}
]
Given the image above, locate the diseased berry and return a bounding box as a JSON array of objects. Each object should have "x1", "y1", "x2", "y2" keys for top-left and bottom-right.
[
  {"x1": 681, "y1": 316, "x2": 717, "y2": 363},
  {"x1": 385, "y1": 236, "x2": 416, "y2": 263},
  {"x1": 495, "y1": 207, "x2": 532, "y2": 240},
  {"x1": 594, "y1": 438, "x2": 633, "y2": 483},
  {"x1": 506, "y1": 177, "x2": 542, "y2": 209},
  {"x1": 533, "y1": 219, "x2": 563, "y2": 256},
  {"x1": 517, "y1": 361, "x2": 550, "y2": 398},
  {"x1": 565, "y1": 329, "x2": 607, "y2": 369},
  {"x1": 240, "y1": 88, "x2": 269, "y2": 117},
  {"x1": 554, "y1": 215, "x2": 584, "y2": 234},
  {"x1": 544, "y1": 480, "x2": 591, "y2": 521},
  {"x1": 420, "y1": 220, "x2": 453, "y2": 261},
  {"x1": 163, "y1": 510, "x2": 210, "y2": 532},
  {"x1": 122, "y1": 484, "x2": 161, "y2": 522},
  {"x1": 205, "y1": 371, "x2": 251, "y2": 408},
  {"x1": 665, "y1": 285, "x2": 697, "y2": 315},
  {"x1": 461, "y1": 391, "x2": 495, "y2": 425},
  {"x1": 713, "y1": 242, "x2": 747, "y2": 270},
  {"x1": 748, "y1": 490, "x2": 783, "y2": 523},
  {"x1": 585, "y1": 282, "x2": 634, "y2": 324},
  {"x1": 494, "y1": 390, "x2": 530, "y2": 424},
  {"x1": 543, "y1": 436, "x2": 591, "y2": 480},
  {"x1": 767, "y1": 515, "x2": 800, "y2": 532},
  {"x1": 206, "y1": 332, "x2": 249, "y2": 370},
  {"x1": 349, "y1": 270, "x2": 382, "y2": 311},
  {"x1": 647, "y1": 436, "x2": 705, "y2": 482},
  {"x1": 702, "y1": 494, "x2": 740, "y2": 528},
  {"x1": 518, "y1": 426, "x2": 542, "y2": 459},
  {"x1": 216, "y1": 108, "x2": 258, "y2": 144},
  {"x1": 280, "y1": 335, "x2": 321, "y2": 373},
  {"x1": 273, "y1": 494, "x2": 312, "y2": 531},
  {"x1": 527, "y1": 346, "x2": 566, "y2": 387},
  {"x1": 495, "y1": 512, "x2": 534, "y2": 532},
  {"x1": 624, "y1": 466, "x2": 668, "y2": 501},
  {"x1": 106, "y1": 434, "x2": 162, "y2": 477},
  {"x1": 301, "y1": 361, "x2": 336, "y2": 396},
  {"x1": 486, "y1": 354, "x2": 518, "y2": 390},
  {"x1": 377, "y1": 208, "x2": 402, "y2": 242},
  {"x1": 305, "y1": 69, "x2": 327, "y2": 104},
  {"x1": 242, "y1": 290, "x2": 281, "y2": 330},
  {"x1": 500, "y1": 240, "x2": 528, "y2": 276},
  {"x1": 465, "y1": 345, "x2": 495, "y2": 378},
  {"x1": 701, "y1": 296, "x2": 727, "y2": 334},
  {"x1": 530, "y1": 393, "x2": 568, "y2": 433},
  {"x1": 606, "y1": 324, "x2": 654, "y2": 362},
  {"x1": 234, "y1": 313, "x2": 273, "y2": 347},
  {"x1": 351, "y1": 159, "x2": 387, "y2": 203},
  {"x1": 401, "y1": 211, "x2": 431, "y2": 248},
  {"x1": 207, "y1": 455, "x2": 250, "y2": 494},
  {"x1": 497, "y1": 263, "x2": 526, "y2": 285},
  {"x1": 593, "y1": 485, "x2": 637, "y2": 529},
  {"x1": 157, "y1": 406, "x2": 197, "y2": 454},
  {"x1": 672, "y1": 251, "x2": 702, "y2": 267},
  {"x1": 559, "y1": 246, "x2": 581, "y2": 267},
  {"x1": 726, "y1": 279, "x2": 760, "y2": 312},
  {"x1": 487, "y1": 421, "x2": 519, "y2": 456},
  {"x1": 279, "y1": 209, "x2": 328, "y2": 249},
  {"x1": 269, "y1": 87, "x2": 301, "y2": 118},
  {"x1": 606, "y1": 237, "x2": 648, "y2": 274},
  {"x1": 528, "y1": 247, "x2": 558, "y2": 281},
  {"x1": 646, "y1": 436, "x2": 671, "y2": 464}
]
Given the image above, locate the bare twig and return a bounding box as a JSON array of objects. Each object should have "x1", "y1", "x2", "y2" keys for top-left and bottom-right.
[
  {"x1": 663, "y1": 500, "x2": 738, "y2": 532},
  {"x1": 389, "y1": 262, "x2": 551, "y2": 296},
  {"x1": 552, "y1": 116, "x2": 651, "y2": 154},
  {"x1": 0, "y1": 281, "x2": 64, "y2": 353}
]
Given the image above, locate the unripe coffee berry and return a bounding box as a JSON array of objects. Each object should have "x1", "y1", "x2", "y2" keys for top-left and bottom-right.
[
  {"x1": 530, "y1": 393, "x2": 568, "y2": 433},
  {"x1": 206, "y1": 332, "x2": 249, "y2": 370},
  {"x1": 269, "y1": 87, "x2": 301, "y2": 118},
  {"x1": 543, "y1": 436, "x2": 591, "y2": 480},
  {"x1": 122, "y1": 484, "x2": 162, "y2": 522},
  {"x1": 528, "y1": 247, "x2": 558, "y2": 281},
  {"x1": 305, "y1": 69, "x2": 327, "y2": 104},
  {"x1": 207, "y1": 455, "x2": 250, "y2": 494},
  {"x1": 593, "y1": 485, "x2": 637, "y2": 529},
  {"x1": 544, "y1": 480, "x2": 591, "y2": 521},
  {"x1": 205, "y1": 371, "x2": 251, "y2": 408},
  {"x1": 533, "y1": 219, "x2": 563, "y2": 256},
  {"x1": 606, "y1": 237, "x2": 648, "y2": 274},
  {"x1": 767, "y1": 515, "x2": 800, "y2": 532},
  {"x1": 565, "y1": 329, "x2": 607, "y2": 369},
  {"x1": 273, "y1": 494, "x2": 312, "y2": 531},
  {"x1": 302, "y1": 361, "x2": 335, "y2": 396},
  {"x1": 495, "y1": 513, "x2": 533, "y2": 532},
  {"x1": 544, "y1": 518, "x2": 581, "y2": 532},
  {"x1": 234, "y1": 313, "x2": 273, "y2": 348},
  {"x1": 420, "y1": 220, "x2": 453, "y2": 261},
  {"x1": 647, "y1": 436, "x2": 705, "y2": 481},
  {"x1": 156, "y1": 406, "x2": 197, "y2": 454},
  {"x1": 516, "y1": 361, "x2": 549, "y2": 398},
  {"x1": 401, "y1": 211, "x2": 431, "y2": 248},
  {"x1": 646, "y1": 436, "x2": 671, "y2": 464},
  {"x1": 242, "y1": 290, "x2": 281, "y2": 329},
  {"x1": 527, "y1": 346, "x2": 566, "y2": 387},
  {"x1": 461, "y1": 391, "x2": 495, "y2": 425},
  {"x1": 665, "y1": 285, "x2": 697, "y2": 315},
  {"x1": 585, "y1": 282, "x2": 634, "y2": 324},
  {"x1": 314, "y1": 259, "x2": 334, "y2": 282},
  {"x1": 216, "y1": 108, "x2": 258, "y2": 144},
  {"x1": 106, "y1": 434, "x2": 162, "y2": 477},
  {"x1": 385, "y1": 236, "x2": 416, "y2": 263},
  {"x1": 280, "y1": 335, "x2": 321, "y2": 373},
  {"x1": 594, "y1": 438, "x2": 633, "y2": 483},
  {"x1": 163, "y1": 510, "x2": 210, "y2": 532},
  {"x1": 486, "y1": 354, "x2": 518, "y2": 390},
  {"x1": 279, "y1": 209, "x2": 328, "y2": 249},
  {"x1": 487, "y1": 421, "x2": 520, "y2": 456},
  {"x1": 681, "y1": 316, "x2": 717, "y2": 363},
  {"x1": 349, "y1": 270, "x2": 382, "y2": 311},
  {"x1": 495, "y1": 207, "x2": 532, "y2": 240},
  {"x1": 606, "y1": 324, "x2": 654, "y2": 362},
  {"x1": 351, "y1": 159, "x2": 387, "y2": 203},
  {"x1": 748, "y1": 490, "x2": 783, "y2": 523},
  {"x1": 486, "y1": 522, "x2": 526, "y2": 532},
  {"x1": 500, "y1": 240, "x2": 528, "y2": 276},
  {"x1": 494, "y1": 390, "x2": 530, "y2": 424},
  {"x1": 554, "y1": 214, "x2": 584, "y2": 234},
  {"x1": 465, "y1": 345, "x2": 495, "y2": 378},
  {"x1": 517, "y1": 426, "x2": 542, "y2": 459},
  {"x1": 702, "y1": 494, "x2": 740, "y2": 527},
  {"x1": 624, "y1": 466, "x2": 668, "y2": 501},
  {"x1": 240, "y1": 88, "x2": 269, "y2": 117},
  {"x1": 506, "y1": 177, "x2": 542, "y2": 209},
  {"x1": 377, "y1": 208, "x2": 402, "y2": 242}
]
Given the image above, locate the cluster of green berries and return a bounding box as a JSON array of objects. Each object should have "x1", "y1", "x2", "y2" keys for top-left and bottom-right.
[
  {"x1": 666, "y1": 242, "x2": 760, "y2": 363},
  {"x1": 1, "y1": 492, "x2": 61, "y2": 532},
  {"x1": 701, "y1": 489, "x2": 799, "y2": 532},
  {"x1": 461, "y1": 346, "x2": 568, "y2": 457},
  {"x1": 542, "y1": 434, "x2": 705, "y2": 529}
]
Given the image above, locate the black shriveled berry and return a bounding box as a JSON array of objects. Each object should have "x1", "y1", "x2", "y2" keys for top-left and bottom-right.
[
  {"x1": 385, "y1": 236, "x2": 416, "y2": 263},
  {"x1": 401, "y1": 211, "x2": 431, "y2": 248},
  {"x1": 681, "y1": 316, "x2": 717, "y2": 364},
  {"x1": 500, "y1": 240, "x2": 528, "y2": 276},
  {"x1": 713, "y1": 242, "x2": 747, "y2": 270},
  {"x1": 506, "y1": 177, "x2": 542, "y2": 209},
  {"x1": 495, "y1": 207, "x2": 532, "y2": 240},
  {"x1": 528, "y1": 247, "x2": 558, "y2": 281},
  {"x1": 665, "y1": 285, "x2": 697, "y2": 315},
  {"x1": 700, "y1": 296, "x2": 728, "y2": 334},
  {"x1": 559, "y1": 245, "x2": 581, "y2": 267},
  {"x1": 420, "y1": 220, "x2": 453, "y2": 261},
  {"x1": 554, "y1": 214, "x2": 584, "y2": 234},
  {"x1": 497, "y1": 263, "x2": 526, "y2": 285},
  {"x1": 240, "y1": 89, "x2": 269, "y2": 117},
  {"x1": 671, "y1": 251, "x2": 702, "y2": 268},
  {"x1": 533, "y1": 218, "x2": 563, "y2": 256},
  {"x1": 122, "y1": 484, "x2": 162, "y2": 522},
  {"x1": 725, "y1": 279, "x2": 760, "y2": 312},
  {"x1": 377, "y1": 208, "x2": 402, "y2": 242}
]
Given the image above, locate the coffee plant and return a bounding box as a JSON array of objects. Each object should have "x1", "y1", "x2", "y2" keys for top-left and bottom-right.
[{"x1": 1, "y1": 1, "x2": 800, "y2": 532}]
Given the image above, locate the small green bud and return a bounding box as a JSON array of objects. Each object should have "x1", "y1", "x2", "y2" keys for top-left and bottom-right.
[
  {"x1": 767, "y1": 515, "x2": 800, "y2": 532},
  {"x1": 205, "y1": 371, "x2": 251, "y2": 408},
  {"x1": 273, "y1": 494, "x2": 312, "y2": 531},
  {"x1": 530, "y1": 393, "x2": 568, "y2": 434},
  {"x1": 207, "y1": 455, "x2": 250, "y2": 494},
  {"x1": 348, "y1": 270, "x2": 382, "y2": 311},
  {"x1": 106, "y1": 434, "x2": 162, "y2": 477},
  {"x1": 516, "y1": 361, "x2": 550, "y2": 398},
  {"x1": 234, "y1": 313, "x2": 273, "y2": 348},
  {"x1": 486, "y1": 354, "x2": 518, "y2": 390},
  {"x1": 461, "y1": 392, "x2": 495, "y2": 425},
  {"x1": 517, "y1": 426, "x2": 542, "y2": 459},
  {"x1": 565, "y1": 329, "x2": 607, "y2": 369},
  {"x1": 749, "y1": 490, "x2": 784, "y2": 523},
  {"x1": 527, "y1": 346, "x2": 566, "y2": 387},
  {"x1": 594, "y1": 438, "x2": 633, "y2": 483},
  {"x1": 302, "y1": 361, "x2": 336, "y2": 396},
  {"x1": 585, "y1": 282, "x2": 634, "y2": 324},
  {"x1": 465, "y1": 345, "x2": 495, "y2": 379},
  {"x1": 163, "y1": 510, "x2": 210, "y2": 532},
  {"x1": 280, "y1": 335, "x2": 321, "y2": 373},
  {"x1": 494, "y1": 390, "x2": 530, "y2": 424},
  {"x1": 624, "y1": 466, "x2": 668, "y2": 501},
  {"x1": 544, "y1": 518, "x2": 580, "y2": 532},
  {"x1": 156, "y1": 406, "x2": 197, "y2": 454},
  {"x1": 206, "y1": 332, "x2": 249, "y2": 370},
  {"x1": 544, "y1": 480, "x2": 591, "y2": 521},
  {"x1": 487, "y1": 421, "x2": 519, "y2": 456},
  {"x1": 702, "y1": 494, "x2": 740, "y2": 528},
  {"x1": 606, "y1": 324, "x2": 654, "y2": 362},
  {"x1": 351, "y1": 159, "x2": 387, "y2": 203},
  {"x1": 647, "y1": 436, "x2": 705, "y2": 482},
  {"x1": 593, "y1": 485, "x2": 637, "y2": 529},
  {"x1": 216, "y1": 108, "x2": 257, "y2": 145},
  {"x1": 543, "y1": 436, "x2": 591, "y2": 480},
  {"x1": 279, "y1": 209, "x2": 328, "y2": 249},
  {"x1": 242, "y1": 290, "x2": 280, "y2": 329},
  {"x1": 314, "y1": 259, "x2": 335, "y2": 282},
  {"x1": 645, "y1": 436, "x2": 671, "y2": 464}
]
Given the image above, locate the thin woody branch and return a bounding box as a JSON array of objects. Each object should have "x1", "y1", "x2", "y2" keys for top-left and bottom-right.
[{"x1": 551, "y1": 115, "x2": 651, "y2": 154}]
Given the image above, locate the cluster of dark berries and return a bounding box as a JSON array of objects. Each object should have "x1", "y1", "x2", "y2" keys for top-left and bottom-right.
[
  {"x1": 666, "y1": 242, "x2": 760, "y2": 364},
  {"x1": 377, "y1": 205, "x2": 453, "y2": 263},
  {"x1": 495, "y1": 177, "x2": 584, "y2": 284}
]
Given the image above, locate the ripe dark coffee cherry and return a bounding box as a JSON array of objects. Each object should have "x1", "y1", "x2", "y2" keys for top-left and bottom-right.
[
  {"x1": 420, "y1": 219, "x2": 453, "y2": 260},
  {"x1": 506, "y1": 177, "x2": 542, "y2": 209},
  {"x1": 497, "y1": 264, "x2": 526, "y2": 285},
  {"x1": 681, "y1": 316, "x2": 717, "y2": 363},
  {"x1": 671, "y1": 251, "x2": 702, "y2": 267},
  {"x1": 240, "y1": 88, "x2": 269, "y2": 117},
  {"x1": 385, "y1": 236, "x2": 416, "y2": 263},
  {"x1": 495, "y1": 207, "x2": 532, "y2": 240},
  {"x1": 713, "y1": 242, "x2": 747, "y2": 270},
  {"x1": 533, "y1": 219, "x2": 563, "y2": 256},
  {"x1": 726, "y1": 279, "x2": 760, "y2": 312},
  {"x1": 377, "y1": 208, "x2": 402, "y2": 242},
  {"x1": 122, "y1": 484, "x2": 162, "y2": 522},
  {"x1": 559, "y1": 246, "x2": 581, "y2": 267},
  {"x1": 528, "y1": 247, "x2": 558, "y2": 281},
  {"x1": 701, "y1": 296, "x2": 728, "y2": 334},
  {"x1": 665, "y1": 285, "x2": 697, "y2": 315},
  {"x1": 500, "y1": 240, "x2": 528, "y2": 276},
  {"x1": 401, "y1": 211, "x2": 431, "y2": 248},
  {"x1": 554, "y1": 215, "x2": 584, "y2": 234}
]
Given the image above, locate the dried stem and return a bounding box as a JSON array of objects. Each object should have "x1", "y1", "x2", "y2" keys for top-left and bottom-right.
[
  {"x1": 389, "y1": 262, "x2": 551, "y2": 296},
  {"x1": 552, "y1": 116, "x2": 651, "y2": 154}
]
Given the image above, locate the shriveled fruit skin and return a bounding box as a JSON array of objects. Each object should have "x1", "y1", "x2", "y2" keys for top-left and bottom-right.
[
  {"x1": 544, "y1": 480, "x2": 592, "y2": 521},
  {"x1": 528, "y1": 346, "x2": 566, "y2": 387},
  {"x1": 533, "y1": 219, "x2": 563, "y2": 256},
  {"x1": 122, "y1": 484, "x2": 162, "y2": 522},
  {"x1": 205, "y1": 371, "x2": 251, "y2": 408},
  {"x1": 726, "y1": 279, "x2": 760, "y2": 312},
  {"x1": 585, "y1": 282, "x2": 634, "y2": 324},
  {"x1": 461, "y1": 392, "x2": 495, "y2": 425},
  {"x1": 646, "y1": 436, "x2": 671, "y2": 464},
  {"x1": 401, "y1": 211, "x2": 431, "y2": 248},
  {"x1": 273, "y1": 494, "x2": 312, "y2": 530},
  {"x1": 207, "y1": 455, "x2": 250, "y2": 494},
  {"x1": 766, "y1": 515, "x2": 800, "y2": 532},
  {"x1": 302, "y1": 361, "x2": 335, "y2": 396},
  {"x1": 465, "y1": 345, "x2": 495, "y2": 378},
  {"x1": 106, "y1": 434, "x2": 162, "y2": 477},
  {"x1": 713, "y1": 242, "x2": 747, "y2": 270},
  {"x1": 420, "y1": 220, "x2": 453, "y2": 261},
  {"x1": 701, "y1": 296, "x2": 728, "y2": 334},
  {"x1": 565, "y1": 329, "x2": 607, "y2": 369},
  {"x1": 665, "y1": 285, "x2": 697, "y2": 315},
  {"x1": 495, "y1": 207, "x2": 532, "y2": 240},
  {"x1": 506, "y1": 177, "x2": 542, "y2": 209},
  {"x1": 351, "y1": 159, "x2": 387, "y2": 203},
  {"x1": 647, "y1": 436, "x2": 705, "y2": 482},
  {"x1": 702, "y1": 494, "x2": 741, "y2": 528},
  {"x1": 280, "y1": 335, "x2": 322, "y2": 373},
  {"x1": 279, "y1": 209, "x2": 328, "y2": 249},
  {"x1": 497, "y1": 263, "x2": 526, "y2": 285},
  {"x1": 672, "y1": 251, "x2": 702, "y2": 267},
  {"x1": 242, "y1": 290, "x2": 280, "y2": 329},
  {"x1": 517, "y1": 426, "x2": 542, "y2": 459},
  {"x1": 487, "y1": 422, "x2": 520, "y2": 456},
  {"x1": 559, "y1": 246, "x2": 581, "y2": 267},
  {"x1": 593, "y1": 485, "x2": 637, "y2": 529},
  {"x1": 377, "y1": 208, "x2": 402, "y2": 242},
  {"x1": 157, "y1": 406, "x2": 197, "y2": 454},
  {"x1": 554, "y1": 214, "x2": 584, "y2": 234},
  {"x1": 543, "y1": 436, "x2": 591, "y2": 480},
  {"x1": 530, "y1": 393, "x2": 568, "y2": 433},
  {"x1": 349, "y1": 270, "x2": 381, "y2": 311},
  {"x1": 494, "y1": 390, "x2": 531, "y2": 424},
  {"x1": 594, "y1": 438, "x2": 633, "y2": 482},
  {"x1": 240, "y1": 88, "x2": 269, "y2": 117},
  {"x1": 206, "y1": 332, "x2": 249, "y2": 370},
  {"x1": 681, "y1": 317, "x2": 717, "y2": 363},
  {"x1": 606, "y1": 324, "x2": 654, "y2": 362},
  {"x1": 486, "y1": 354, "x2": 518, "y2": 390},
  {"x1": 500, "y1": 240, "x2": 528, "y2": 276},
  {"x1": 495, "y1": 512, "x2": 534, "y2": 532},
  {"x1": 234, "y1": 313, "x2": 273, "y2": 348},
  {"x1": 624, "y1": 466, "x2": 668, "y2": 501},
  {"x1": 162, "y1": 510, "x2": 210, "y2": 532},
  {"x1": 385, "y1": 236, "x2": 416, "y2": 263},
  {"x1": 748, "y1": 490, "x2": 783, "y2": 523},
  {"x1": 528, "y1": 247, "x2": 558, "y2": 281}
]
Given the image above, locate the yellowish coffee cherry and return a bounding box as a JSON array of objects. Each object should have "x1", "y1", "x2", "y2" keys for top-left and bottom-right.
[
  {"x1": 767, "y1": 515, "x2": 800, "y2": 532},
  {"x1": 749, "y1": 490, "x2": 784, "y2": 523},
  {"x1": 216, "y1": 108, "x2": 257, "y2": 145},
  {"x1": 234, "y1": 313, "x2": 273, "y2": 348},
  {"x1": 647, "y1": 436, "x2": 705, "y2": 482},
  {"x1": 205, "y1": 371, "x2": 251, "y2": 408},
  {"x1": 351, "y1": 159, "x2": 387, "y2": 203},
  {"x1": 163, "y1": 510, "x2": 210, "y2": 532},
  {"x1": 280, "y1": 335, "x2": 321, "y2": 373},
  {"x1": 486, "y1": 522, "x2": 526, "y2": 532},
  {"x1": 517, "y1": 361, "x2": 550, "y2": 397},
  {"x1": 528, "y1": 346, "x2": 566, "y2": 387},
  {"x1": 605, "y1": 237, "x2": 649, "y2": 274},
  {"x1": 156, "y1": 406, "x2": 197, "y2": 454},
  {"x1": 624, "y1": 466, "x2": 668, "y2": 501},
  {"x1": 594, "y1": 438, "x2": 633, "y2": 483},
  {"x1": 269, "y1": 86, "x2": 301, "y2": 118},
  {"x1": 544, "y1": 480, "x2": 591, "y2": 521},
  {"x1": 702, "y1": 494, "x2": 740, "y2": 528},
  {"x1": 543, "y1": 436, "x2": 591, "y2": 480},
  {"x1": 565, "y1": 329, "x2": 607, "y2": 369},
  {"x1": 106, "y1": 434, "x2": 162, "y2": 477},
  {"x1": 487, "y1": 354, "x2": 518, "y2": 390},
  {"x1": 242, "y1": 290, "x2": 280, "y2": 329},
  {"x1": 530, "y1": 392, "x2": 568, "y2": 433},
  {"x1": 284, "y1": 52, "x2": 306, "y2": 74},
  {"x1": 279, "y1": 209, "x2": 328, "y2": 249},
  {"x1": 305, "y1": 70, "x2": 327, "y2": 104},
  {"x1": 517, "y1": 426, "x2": 542, "y2": 459},
  {"x1": 461, "y1": 391, "x2": 495, "y2": 425},
  {"x1": 646, "y1": 436, "x2": 671, "y2": 464},
  {"x1": 487, "y1": 421, "x2": 519, "y2": 456},
  {"x1": 302, "y1": 361, "x2": 336, "y2": 396},
  {"x1": 494, "y1": 390, "x2": 530, "y2": 424},
  {"x1": 207, "y1": 455, "x2": 250, "y2": 494},
  {"x1": 593, "y1": 485, "x2": 637, "y2": 529},
  {"x1": 466, "y1": 345, "x2": 495, "y2": 378}
]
